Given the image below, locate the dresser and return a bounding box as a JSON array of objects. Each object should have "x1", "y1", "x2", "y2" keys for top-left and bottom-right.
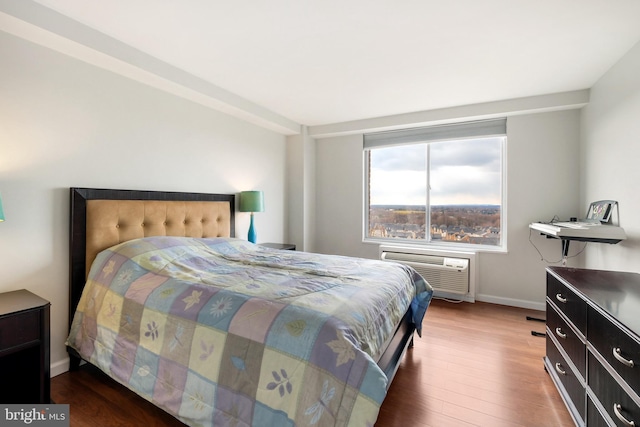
[
  {"x1": 545, "y1": 267, "x2": 640, "y2": 427},
  {"x1": 0, "y1": 289, "x2": 51, "y2": 403}
]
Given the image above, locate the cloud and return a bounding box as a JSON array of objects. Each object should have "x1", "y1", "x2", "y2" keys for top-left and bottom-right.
[
  {"x1": 430, "y1": 165, "x2": 500, "y2": 205},
  {"x1": 369, "y1": 137, "x2": 503, "y2": 205},
  {"x1": 369, "y1": 169, "x2": 426, "y2": 205},
  {"x1": 370, "y1": 144, "x2": 425, "y2": 171},
  {"x1": 430, "y1": 137, "x2": 502, "y2": 170}
]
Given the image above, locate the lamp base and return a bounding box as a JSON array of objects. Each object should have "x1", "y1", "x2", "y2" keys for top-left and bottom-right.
[{"x1": 247, "y1": 213, "x2": 257, "y2": 243}]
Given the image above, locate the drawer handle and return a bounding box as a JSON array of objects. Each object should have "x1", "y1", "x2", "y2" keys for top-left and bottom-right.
[
  {"x1": 554, "y1": 363, "x2": 566, "y2": 376},
  {"x1": 613, "y1": 347, "x2": 635, "y2": 368},
  {"x1": 613, "y1": 403, "x2": 635, "y2": 427},
  {"x1": 555, "y1": 328, "x2": 567, "y2": 339},
  {"x1": 556, "y1": 293, "x2": 567, "y2": 304}
]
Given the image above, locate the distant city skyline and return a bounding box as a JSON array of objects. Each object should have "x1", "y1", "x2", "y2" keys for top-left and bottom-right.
[{"x1": 368, "y1": 204, "x2": 501, "y2": 245}]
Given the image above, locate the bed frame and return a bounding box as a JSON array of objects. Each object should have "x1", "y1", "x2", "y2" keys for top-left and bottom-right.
[{"x1": 68, "y1": 187, "x2": 415, "y2": 386}]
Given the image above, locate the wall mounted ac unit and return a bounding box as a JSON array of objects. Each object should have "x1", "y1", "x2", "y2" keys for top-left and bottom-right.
[{"x1": 379, "y1": 245, "x2": 476, "y2": 300}]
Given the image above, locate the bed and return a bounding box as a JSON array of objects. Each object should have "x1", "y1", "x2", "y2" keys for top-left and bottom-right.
[{"x1": 66, "y1": 187, "x2": 433, "y2": 426}]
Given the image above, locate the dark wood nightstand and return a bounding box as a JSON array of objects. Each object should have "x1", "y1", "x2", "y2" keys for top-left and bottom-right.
[
  {"x1": 0, "y1": 289, "x2": 50, "y2": 403},
  {"x1": 260, "y1": 243, "x2": 296, "y2": 251}
]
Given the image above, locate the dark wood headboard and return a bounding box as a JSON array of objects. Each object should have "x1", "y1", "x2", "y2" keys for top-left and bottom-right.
[{"x1": 68, "y1": 188, "x2": 235, "y2": 329}]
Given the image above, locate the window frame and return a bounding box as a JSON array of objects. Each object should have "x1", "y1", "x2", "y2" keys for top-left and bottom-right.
[{"x1": 363, "y1": 119, "x2": 508, "y2": 253}]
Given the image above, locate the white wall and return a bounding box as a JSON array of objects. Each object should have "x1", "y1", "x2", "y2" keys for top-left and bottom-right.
[
  {"x1": 315, "y1": 133, "x2": 378, "y2": 259},
  {"x1": 581, "y1": 40, "x2": 640, "y2": 271},
  {"x1": 286, "y1": 127, "x2": 316, "y2": 252},
  {"x1": 0, "y1": 31, "x2": 287, "y2": 375},
  {"x1": 314, "y1": 110, "x2": 582, "y2": 310},
  {"x1": 481, "y1": 110, "x2": 581, "y2": 307}
]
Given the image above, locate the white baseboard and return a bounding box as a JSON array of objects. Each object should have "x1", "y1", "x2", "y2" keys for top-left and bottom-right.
[
  {"x1": 476, "y1": 293, "x2": 545, "y2": 312},
  {"x1": 433, "y1": 289, "x2": 475, "y2": 303},
  {"x1": 50, "y1": 358, "x2": 69, "y2": 378}
]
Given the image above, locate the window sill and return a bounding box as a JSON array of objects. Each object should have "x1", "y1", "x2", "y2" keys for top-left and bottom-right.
[{"x1": 363, "y1": 238, "x2": 507, "y2": 254}]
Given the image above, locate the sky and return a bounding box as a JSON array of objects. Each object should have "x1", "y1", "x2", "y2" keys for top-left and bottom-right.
[{"x1": 369, "y1": 137, "x2": 503, "y2": 206}]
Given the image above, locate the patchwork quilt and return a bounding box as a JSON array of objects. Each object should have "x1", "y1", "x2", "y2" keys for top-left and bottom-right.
[{"x1": 67, "y1": 237, "x2": 432, "y2": 426}]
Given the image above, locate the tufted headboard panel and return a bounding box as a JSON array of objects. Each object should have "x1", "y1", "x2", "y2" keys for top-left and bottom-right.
[
  {"x1": 86, "y1": 199, "x2": 231, "y2": 276},
  {"x1": 69, "y1": 188, "x2": 235, "y2": 328}
]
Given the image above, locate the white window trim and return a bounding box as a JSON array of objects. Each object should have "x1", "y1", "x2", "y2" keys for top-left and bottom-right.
[{"x1": 363, "y1": 119, "x2": 508, "y2": 253}]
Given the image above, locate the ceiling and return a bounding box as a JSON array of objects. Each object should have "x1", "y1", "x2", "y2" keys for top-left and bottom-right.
[{"x1": 3, "y1": 0, "x2": 640, "y2": 131}]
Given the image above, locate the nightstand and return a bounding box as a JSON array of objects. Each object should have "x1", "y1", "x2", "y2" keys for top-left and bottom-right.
[
  {"x1": 260, "y1": 243, "x2": 296, "y2": 251},
  {"x1": 0, "y1": 289, "x2": 50, "y2": 403}
]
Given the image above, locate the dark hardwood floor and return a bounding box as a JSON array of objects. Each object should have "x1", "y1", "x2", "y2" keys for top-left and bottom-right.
[
  {"x1": 51, "y1": 299, "x2": 574, "y2": 427},
  {"x1": 376, "y1": 299, "x2": 574, "y2": 427}
]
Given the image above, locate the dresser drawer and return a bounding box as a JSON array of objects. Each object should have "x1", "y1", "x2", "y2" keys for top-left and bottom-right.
[
  {"x1": 588, "y1": 306, "x2": 640, "y2": 397},
  {"x1": 587, "y1": 396, "x2": 612, "y2": 427},
  {"x1": 547, "y1": 301, "x2": 586, "y2": 379},
  {"x1": 0, "y1": 310, "x2": 40, "y2": 352},
  {"x1": 547, "y1": 334, "x2": 585, "y2": 423},
  {"x1": 588, "y1": 352, "x2": 639, "y2": 427},
  {"x1": 548, "y1": 273, "x2": 586, "y2": 335}
]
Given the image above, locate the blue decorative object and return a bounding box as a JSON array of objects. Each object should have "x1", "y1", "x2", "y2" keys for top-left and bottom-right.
[
  {"x1": 0, "y1": 193, "x2": 5, "y2": 222},
  {"x1": 247, "y1": 213, "x2": 257, "y2": 243},
  {"x1": 239, "y1": 191, "x2": 264, "y2": 243}
]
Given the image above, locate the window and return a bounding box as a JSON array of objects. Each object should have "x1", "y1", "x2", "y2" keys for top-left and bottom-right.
[{"x1": 364, "y1": 119, "x2": 506, "y2": 249}]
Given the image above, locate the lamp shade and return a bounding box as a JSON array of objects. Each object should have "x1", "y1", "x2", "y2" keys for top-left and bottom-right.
[
  {"x1": 239, "y1": 191, "x2": 264, "y2": 213},
  {"x1": 0, "y1": 193, "x2": 4, "y2": 222}
]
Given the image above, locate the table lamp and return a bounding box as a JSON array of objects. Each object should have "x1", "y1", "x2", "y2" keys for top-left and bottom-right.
[{"x1": 239, "y1": 191, "x2": 264, "y2": 243}]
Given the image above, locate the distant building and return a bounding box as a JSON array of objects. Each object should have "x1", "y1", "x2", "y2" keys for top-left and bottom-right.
[{"x1": 370, "y1": 204, "x2": 501, "y2": 246}]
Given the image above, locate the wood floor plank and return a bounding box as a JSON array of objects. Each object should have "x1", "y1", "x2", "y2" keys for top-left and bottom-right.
[{"x1": 51, "y1": 299, "x2": 574, "y2": 426}]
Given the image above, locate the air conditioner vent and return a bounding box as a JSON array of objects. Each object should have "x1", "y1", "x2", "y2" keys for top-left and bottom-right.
[
  {"x1": 380, "y1": 249, "x2": 471, "y2": 295},
  {"x1": 381, "y1": 252, "x2": 446, "y2": 266}
]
